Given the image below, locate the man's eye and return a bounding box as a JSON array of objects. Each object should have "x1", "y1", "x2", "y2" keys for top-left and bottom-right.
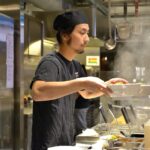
[
  {"x1": 80, "y1": 31, "x2": 89, "y2": 35},
  {"x1": 80, "y1": 31, "x2": 86, "y2": 35}
]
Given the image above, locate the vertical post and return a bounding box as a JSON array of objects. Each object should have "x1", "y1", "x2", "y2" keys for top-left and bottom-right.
[
  {"x1": 13, "y1": 1, "x2": 24, "y2": 149},
  {"x1": 91, "y1": 5, "x2": 97, "y2": 38},
  {"x1": 40, "y1": 21, "x2": 44, "y2": 56}
]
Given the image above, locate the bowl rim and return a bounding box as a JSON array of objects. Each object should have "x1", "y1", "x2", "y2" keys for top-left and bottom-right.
[{"x1": 108, "y1": 83, "x2": 141, "y2": 87}]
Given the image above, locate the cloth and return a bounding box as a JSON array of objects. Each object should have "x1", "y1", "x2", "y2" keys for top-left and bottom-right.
[
  {"x1": 53, "y1": 11, "x2": 88, "y2": 32},
  {"x1": 31, "y1": 51, "x2": 85, "y2": 150}
]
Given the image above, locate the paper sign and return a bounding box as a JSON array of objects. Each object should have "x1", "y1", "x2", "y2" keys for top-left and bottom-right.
[{"x1": 86, "y1": 56, "x2": 100, "y2": 66}]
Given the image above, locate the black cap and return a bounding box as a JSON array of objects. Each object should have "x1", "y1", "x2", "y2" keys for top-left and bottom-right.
[{"x1": 53, "y1": 11, "x2": 88, "y2": 31}]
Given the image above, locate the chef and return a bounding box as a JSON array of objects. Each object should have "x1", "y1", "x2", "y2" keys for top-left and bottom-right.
[{"x1": 30, "y1": 10, "x2": 127, "y2": 150}]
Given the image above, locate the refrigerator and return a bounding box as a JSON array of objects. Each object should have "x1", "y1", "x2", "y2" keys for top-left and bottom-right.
[{"x1": 0, "y1": 13, "x2": 14, "y2": 149}]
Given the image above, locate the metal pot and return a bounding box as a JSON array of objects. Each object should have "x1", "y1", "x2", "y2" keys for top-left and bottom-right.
[
  {"x1": 116, "y1": 2, "x2": 131, "y2": 40},
  {"x1": 117, "y1": 22, "x2": 131, "y2": 40}
]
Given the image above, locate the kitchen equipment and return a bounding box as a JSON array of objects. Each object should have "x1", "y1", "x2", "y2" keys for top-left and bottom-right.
[
  {"x1": 121, "y1": 107, "x2": 133, "y2": 136},
  {"x1": 99, "y1": 105, "x2": 108, "y2": 123},
  {"x1": 0, "y1": 14, "x2": 15, "y2": 149},
  {"x1": 117, "y1": 2, "x2": 131, "y2": 40},
  {"x1": 99, "y1": 105, "x2": 112, "y2": 134},
  {"x1": 104, "y1": 0, "x2": 116, "y2": 50},
  {"x1": 121, "y1": 107, "x2": 131, "y2": 124},
  {"x1": 129, "y1": 105, "x2": 137, "y2": 119},
  {"x1": 109, "y1": 100, "x2": 150, "y2": 127},
  {"x1": 108, "y1": 103, "x2": 119, "y2": 126},
  {"x1": 132, "y1": 0, "x2": 143, "y2": 36},
  {"x1": 108, "y1": 103, "x2": 137, "y2": 125}
]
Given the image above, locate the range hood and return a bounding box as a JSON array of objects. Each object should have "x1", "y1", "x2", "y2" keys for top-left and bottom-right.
[
  {"x1": 24, "y1": 5, "x2": 104, "y2": 56},
  {"x1": 24, "y1": 37, "x2": 104, "y2": 56}
]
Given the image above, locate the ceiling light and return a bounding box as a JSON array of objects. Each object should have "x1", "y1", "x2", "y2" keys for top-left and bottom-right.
[{"x1": 0, "y1": 4, "x2": 19, "y2": 11}]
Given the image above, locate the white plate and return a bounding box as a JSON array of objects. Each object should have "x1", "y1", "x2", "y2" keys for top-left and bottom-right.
[
  {"x1": 108, "y1": 83, "x2": 141, "y2": 97},
  {"x1": 48, "y1": 146, "x2": 80, "y2": 150}
]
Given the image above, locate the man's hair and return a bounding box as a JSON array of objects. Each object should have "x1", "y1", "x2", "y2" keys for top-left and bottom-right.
[
  {"x1": 56, "y1": 26, "x2": 74, "y2": 44},
  {"x1": 53, "y1": 11, "x2": 88, "y2": 44}
]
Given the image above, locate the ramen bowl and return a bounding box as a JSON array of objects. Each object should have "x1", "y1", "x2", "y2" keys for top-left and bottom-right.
[{"x1": 108, "y1": 83, "x2": 141, "y2": 97}]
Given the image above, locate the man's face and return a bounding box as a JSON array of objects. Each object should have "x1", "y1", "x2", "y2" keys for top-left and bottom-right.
[{"x1": 66, "y1": 24, "x2": 89, "y2": 54}]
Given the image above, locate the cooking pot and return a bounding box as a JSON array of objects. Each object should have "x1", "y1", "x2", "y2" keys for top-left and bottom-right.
[
  {"x1": 117, "y1": 22, "x2": 131, "y2": 40},
  {"x1": 116, "y1": 2, "x2": 131, "y2": 40}
]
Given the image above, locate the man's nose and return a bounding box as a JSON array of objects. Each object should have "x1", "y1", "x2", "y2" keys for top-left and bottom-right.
[{"x1": 85, "y1": 34, "x2": 89, "y2": 43}]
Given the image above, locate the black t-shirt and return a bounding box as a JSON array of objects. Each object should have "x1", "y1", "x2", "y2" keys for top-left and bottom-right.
[
  {"x1": 30, "y1": 52, "x2": 88, "y2": 150},
  {"x1": 75, "y1": 65, "x2": 90, "y2": 109}
]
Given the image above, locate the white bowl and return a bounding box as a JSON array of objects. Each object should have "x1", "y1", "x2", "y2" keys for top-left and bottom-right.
[
  {"x1": 108, "y1": 83, "x2": 141, "y2": 97},
  {"x1": 76, "y1": 128, "x2": 99, "y2": 144}
]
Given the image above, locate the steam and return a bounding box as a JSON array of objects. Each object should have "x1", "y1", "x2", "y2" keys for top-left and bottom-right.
[{"x1": 114, "y1": 26, "x2": 150, "y2": 83}]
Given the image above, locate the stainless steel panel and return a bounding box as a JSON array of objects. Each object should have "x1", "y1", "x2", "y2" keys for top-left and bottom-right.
[{"x1": 0, "y1": 92, "x2": 14, "y2": 149}]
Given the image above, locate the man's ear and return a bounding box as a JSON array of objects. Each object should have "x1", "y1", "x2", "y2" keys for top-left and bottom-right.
[{"x1": 62, "y1": 33, "x2": 70, "y2": 41}]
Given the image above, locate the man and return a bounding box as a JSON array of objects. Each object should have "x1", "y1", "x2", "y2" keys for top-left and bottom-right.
[{"x1": 30, "y1": 11, "x2": 127, "y2": 150}]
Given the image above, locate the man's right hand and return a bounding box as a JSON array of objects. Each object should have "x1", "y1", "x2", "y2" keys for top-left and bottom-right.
[{"x1": 77, "y1": 77, "x2": 113, "y2": 99}]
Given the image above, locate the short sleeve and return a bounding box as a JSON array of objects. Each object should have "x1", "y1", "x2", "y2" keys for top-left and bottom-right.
[{"x1": 30, "y1": 60, "x2": 59, "y2": 89}]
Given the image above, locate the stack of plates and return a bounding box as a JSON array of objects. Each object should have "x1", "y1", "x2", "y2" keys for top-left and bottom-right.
[{"x1": 76, "y1": 128, "x2": 99, "y2": 144}]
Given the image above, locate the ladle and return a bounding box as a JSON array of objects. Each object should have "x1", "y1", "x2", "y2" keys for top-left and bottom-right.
[{"x1": 104, "y1": 0, "x2": 116, "y2": 50}]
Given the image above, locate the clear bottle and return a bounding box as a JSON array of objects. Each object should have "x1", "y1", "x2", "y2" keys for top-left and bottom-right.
[{"x1": 134, "y1": 66, "x2": 145, "y2": 83}]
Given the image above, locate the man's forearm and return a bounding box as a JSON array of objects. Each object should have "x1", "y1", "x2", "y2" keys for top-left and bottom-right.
[
  {"x1": 31, "y1": 76, "x2": 115, "y2": 101},
  {"x1": 31, "y1": 79, "x2": 85, "y2": 101}
]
